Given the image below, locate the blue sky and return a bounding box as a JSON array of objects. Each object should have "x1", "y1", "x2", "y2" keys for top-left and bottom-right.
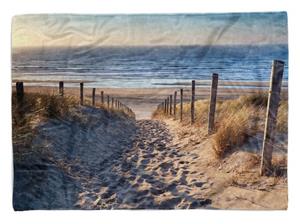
[{"x1": 12, "y1": 12, "x2": 288, "y2": 47}]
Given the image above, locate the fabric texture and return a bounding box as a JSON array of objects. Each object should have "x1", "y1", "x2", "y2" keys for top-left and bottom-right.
[{"x1": 12, "y1": 12, "x2": 288, "y2": 210}]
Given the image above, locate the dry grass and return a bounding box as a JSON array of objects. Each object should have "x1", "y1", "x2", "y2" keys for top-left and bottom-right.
[
  {"x1": 12, "y1": 92, "x2": 79, "y2": 161},
  {"x1": 212, "y1": 94, "x2": 268, "y2": 157},
  {"x1": 212, "y1": 106, "x2": 255, "y2": 157},
  {"x1": 277, "y1": 100, "x2": 288, "y2": 133},
  {"x1": 88, "y1": 98, "x2": 136, "y2": 119},
  {"x1": 153, "y1": 92, "x2": 288, "y2": 158}
]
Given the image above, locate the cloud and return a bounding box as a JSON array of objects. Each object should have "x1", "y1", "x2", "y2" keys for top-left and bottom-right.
[{"x1": 12, "y1": 12, "x2": 288, "y2": 48}]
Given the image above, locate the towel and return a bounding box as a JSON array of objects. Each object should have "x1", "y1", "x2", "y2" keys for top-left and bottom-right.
[{"x1": 12, "y1": 12, "x2": 288, "y2": 210}]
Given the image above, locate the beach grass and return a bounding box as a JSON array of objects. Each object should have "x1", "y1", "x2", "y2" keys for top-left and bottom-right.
[
  {"x1": 12, "y1": 91, "x2": 134, "y2": 162},
  {"x1": 153, "y1": 92, "x2": 288, "y2": 158}
]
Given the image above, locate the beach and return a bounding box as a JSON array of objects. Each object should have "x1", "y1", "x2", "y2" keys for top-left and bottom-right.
[
  {"x1": 12, "y1": 74, "x2": 288, "y2": 210},
  {"x1": 12, "y1": 91, "x2": 287, "y2": 209},
  {"x1": 11, "y1": 12, "x2": 289, "y2": 211}
]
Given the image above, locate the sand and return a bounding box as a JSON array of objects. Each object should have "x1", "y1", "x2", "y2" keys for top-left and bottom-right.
[
  {"x1": 164, "y1": 118, "x2": 287, "y2": 209},
  {"x1": 13, "y1": 83, "x2": 287, "y2": 210},
  {"x1": 13, "y1": 104, "x2": 287, "y2": 210},
  {"x1": 14, "y1": 107, "x2": 213, "y2": 209}
]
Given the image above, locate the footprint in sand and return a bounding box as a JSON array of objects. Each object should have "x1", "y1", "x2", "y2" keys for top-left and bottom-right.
[
  {"x1": 140, "y1": 158, "x2": 150, "y2": 165},
  {"x1": 121, "y1": 162, "x2": 132, "y2": 172},
  {"x1": 141, "y1": 173, "x2": 152, "y2": 180},
  {"x1": 161, "y1": 161, "x2": 171, "y2": 168},
  {"x1": 180, "y1": 175, "x2": 188, "y2": 185},
  {"x1": 151, "y1": 171, "x2": 159, "y2": 177},
  {"x1": 158, "y1": 197, "x2": 182, "y2": 209},
  {"x1": 170, "y1": 169, "x2": 177, "y2": 176},
  {"x1": 130, "y1": 155, "x2": 138, "y2": 163},
  {"x1": 127, "y1": 175, "x2": 136, "y2": 181},
  {"x1": 182, "y1": 170, "x2": 189, "y2": 175},
  {"x1": 137, "y1": 189, "x2": 150, "y2": 197},
  {"x1": 193, "y1": 182, "x2": 204, "y2": 188},
  {"x1": 150, "y1": 187, "x2": 165, "y2": 196},
  {"x1": 188, "y1": 199, "x2": 212, "y2": 209},
  {"x1": 165, "y1": 182, "x2": 178, "y2": 191},
  {"x1": 156, "y1": 147, "x2": 165, "y2": 152},
  {"x1": 101, "y1": 190, "x2": 114, "y2": 199},
  {"x1": 136, "y1": 177, "x2": 144, "y2": 183}
]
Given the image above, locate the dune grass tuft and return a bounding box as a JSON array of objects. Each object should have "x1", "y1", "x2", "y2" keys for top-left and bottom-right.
[
  {"x1": 212, "y1": 105, "x2": 259, "y2": 157},
  {"x1": 12, "y1": 92, "x2": 78, "y2": 157},
  {"x1": 277, "y1": 100, "x2": 288, "y2": 133},
  {"x1": 239, "y1": 92, "x2": 269, "y2": 107}
]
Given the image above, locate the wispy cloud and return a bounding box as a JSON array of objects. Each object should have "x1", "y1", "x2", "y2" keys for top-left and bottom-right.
[{"x1": 12, "y1": 12, "x2": 288, "y2": 48}]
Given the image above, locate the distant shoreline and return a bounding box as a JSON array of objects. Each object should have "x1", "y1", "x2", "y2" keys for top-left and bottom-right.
[
  {"x1": 11, "y1": 79, "x2": 288, "y2": 89},
  {"x1": 12, "y1": 43, "x2": 288, "y2": 51},
  {"x1": 13, "y1": 85, "x2": 288, "y2": 120}
]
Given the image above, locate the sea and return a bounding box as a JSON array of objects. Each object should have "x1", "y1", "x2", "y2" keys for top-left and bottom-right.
[{"x1": 12, "y1": 45, "x2": 288, "y2": 88}]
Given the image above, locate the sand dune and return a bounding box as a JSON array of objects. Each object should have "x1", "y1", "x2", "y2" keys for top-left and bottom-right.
[{"x1": 13, "y1": 106, "x2": 136, "y2": 210}]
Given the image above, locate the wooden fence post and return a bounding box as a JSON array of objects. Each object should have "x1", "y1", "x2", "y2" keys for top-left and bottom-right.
[
  {"x1": 208, "y1": 73, "x2": 219, "y2": 134},
  {"x1": 80, "y1": 82, "x2": 84, "y2": 105},
  {"x1": 174, "y1": 91, "x2": 177, "y2": 119},
  {"x1": 164, "y1": 99, "x2": 167, "y2": 114},
  {"x1": 166, "y1": 97, "x2": 169, "y2": 115},
  {"x1": 112, "y1": 97, "x2": 114, "y2": 109},
  {"x1": 101, "y1": 91, "x2": 104, "y2": 104},
  {"x1": 180, "y1": 88, "x2": 183, "y2": 122},
  {"x1": 191, "y1": 80, "x2": 195, "y2": 124},
  {"x1": 169, "y1": 95, "x2": 173, "y2": 115},
  {"x1": 107, "y1": 95, "x2": 110, "y2": 108},
  {"x1": 92, "y1": 88, "x2": 96, "y2": 106},
  {"x1": 59, "y1": 81, "x2": 64, "y2": 96},
  {"x1": 16, "y1": 82, "x2": 24, "y2": 101},
  {"x1": 260, "y1": 60, "x2": 285, "y2": 176}
]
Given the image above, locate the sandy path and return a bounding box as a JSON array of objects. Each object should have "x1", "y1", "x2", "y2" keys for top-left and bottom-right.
[{"x1": 76, "y1": 120, "x2": 212, "y2": 209}]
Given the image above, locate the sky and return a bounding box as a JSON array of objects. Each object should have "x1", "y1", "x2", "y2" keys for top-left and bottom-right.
[{"x1": 12, "y1": 12, "x2": 288, "y2": 48}]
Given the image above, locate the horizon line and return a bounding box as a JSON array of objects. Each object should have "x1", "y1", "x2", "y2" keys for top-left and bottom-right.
[{"x1": 12, "y1": 43, "x2": 288, "y2": 50}]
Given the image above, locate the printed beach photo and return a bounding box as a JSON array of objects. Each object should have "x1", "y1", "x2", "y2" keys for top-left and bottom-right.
[{"x1": 12, "y1": 12, "x2": 288, "y2": 210}]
